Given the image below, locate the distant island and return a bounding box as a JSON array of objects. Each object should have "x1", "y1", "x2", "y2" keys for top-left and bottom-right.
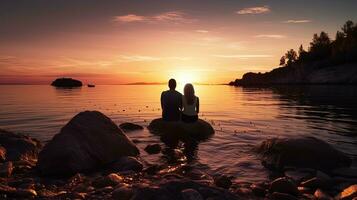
[
  {"x1": 51, "y1": 78, "x2": 83, "y2": 87},
  {"x1": 230, "y1": 20, "x2": 357, "y2": 86}
]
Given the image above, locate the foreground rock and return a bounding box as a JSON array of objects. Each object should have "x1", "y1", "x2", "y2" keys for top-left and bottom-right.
[
  {"x1": 335, "y1": 184, "x2": 357, "y2": 200},
  {"x1": 37, "y1": 111, "x2": 139, "y2": 176},
  {"x1": 0, "y1": 129, "x2": 41, "y2": 162},
  {"x1": 255, "y1": 136, "x2": 351, "y2": 171},
  {"x1": 119, "y1": 122, "x2": 144, "y2": 132},
  {"x1": 51, "y1": 77, "x2": 82, "y2": 87},
  {"x1": 148, "y1": 118, "x2": 214, "y2": 141}
]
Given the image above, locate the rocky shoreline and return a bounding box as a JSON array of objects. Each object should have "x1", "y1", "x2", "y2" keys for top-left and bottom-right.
[{"x1": 1, "y1": 111, "x2": 356, "y2": 199}]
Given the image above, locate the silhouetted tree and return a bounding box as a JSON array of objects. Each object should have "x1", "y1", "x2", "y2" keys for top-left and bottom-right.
[
  {"x1": 279, "y1": 56, "x2": 286, "y2": 66},
  {"x1": 309, "y1": 31, "x2": 331, "y2": 60},
  {"x1": 277, "y1": 20, "x2": 357, "y2": 69},
  {"x1": 285, "y1": 49, "x2": 297, "y2": 66}
]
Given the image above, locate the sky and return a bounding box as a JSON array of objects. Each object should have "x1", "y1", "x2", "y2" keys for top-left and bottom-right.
[{"x1": 0, "y1": 0, "x2": 356, "y2": 84}]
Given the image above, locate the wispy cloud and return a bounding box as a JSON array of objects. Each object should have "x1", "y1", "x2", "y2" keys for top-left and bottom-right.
[
  {"x1": 283, "y1": 19, "x2": 312, "y2": 24},
  {"x1": 117, "y1": 55, "x2": 190, "y2": 62},
  {"x1": 195, "y1": 30, "x2": 209, "y2": 33},
  {"x1": 113, "y1": 11, "x2": 194, "y2": 24},
  {"x1": 255, "y1": 34, "x2": 286, "y2": 39},
  {"x1": 237, "y1": 6, "x2": 270, "y2": 15},
  {"x1": 113, "y1": 14, "x2": 146, "y2": 23},
  {"x1": 213, "y1": 54, "x2": 272, "y2": 58}
]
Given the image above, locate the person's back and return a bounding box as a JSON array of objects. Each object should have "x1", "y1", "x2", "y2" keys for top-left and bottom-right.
[
  {"x1": 182, "y1": 83, "x2": 199, "y2": 123},
  {"x1": 161, "y1": 79, "x2": 182, "y2": 121}
]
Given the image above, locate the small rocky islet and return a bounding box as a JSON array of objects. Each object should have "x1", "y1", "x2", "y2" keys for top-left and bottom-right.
[{"x1": 1, "y1": 111, "x2": 357, "y2": 199}]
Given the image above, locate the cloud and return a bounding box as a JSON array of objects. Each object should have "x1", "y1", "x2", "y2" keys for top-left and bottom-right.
[
  {"x1": 255, "y1": 34, "x2": 286, "y2": 39},
  {"x1": 113, "y1": 11, "x2": 193, "y2": 24},
  {"x1": 117, "y1": 55, "x2": 190, "y2": 62},
  {"x1": 196, "y1": 30, "x2": 209, "y2": 33},
  {"x1": 283, "y1": 19, "x2": 312, "y2": 24},
  {"x1": 113, "y1": 14, "x2": 146, "y2": 23},
  {"x1": 237, "y1": 6, "x2": 270, "y2": 15},
  {"x1": 213, "y1": 54, "x2": 272, "y2": 58}
]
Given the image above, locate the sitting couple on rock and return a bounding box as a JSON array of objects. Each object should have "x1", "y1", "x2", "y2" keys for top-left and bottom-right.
[{"x1": 161, "y1": 79, "x2": 199, "y2": 123}]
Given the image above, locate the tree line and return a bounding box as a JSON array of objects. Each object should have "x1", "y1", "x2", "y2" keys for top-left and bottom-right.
[{"x1": 279, "y1": 20, "x2": 357, "y2": 67}]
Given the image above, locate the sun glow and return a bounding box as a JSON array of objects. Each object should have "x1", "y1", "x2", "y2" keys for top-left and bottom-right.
[{"x1": 175, "y1": 71, "x2": 199, "y2": 85}]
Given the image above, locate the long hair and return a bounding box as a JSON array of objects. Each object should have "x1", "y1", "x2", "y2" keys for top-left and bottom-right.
[{"x1": 184, "y1": 83, "x2": 195, "y2": 105}]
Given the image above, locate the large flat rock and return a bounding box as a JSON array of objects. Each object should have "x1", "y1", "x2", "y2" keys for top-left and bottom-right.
[
  {"x1": 37, "y1": 111, "x2": 139, "y2": 176},
  {"x1": 148, "y1": 118, "x2": 214, "y2": 141},
  {"x1": 255, "y1": 136, "x2": 351, "y2": 171}
]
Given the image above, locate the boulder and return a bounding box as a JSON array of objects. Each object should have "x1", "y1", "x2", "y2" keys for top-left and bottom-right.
[
  {"x1": 148, "y1": 118, "x2": 214, "y2": 141},
  {"x1": 51, "y1": 78, "x2": 82, "y2": 87},
  {"x1": 0, "y1": 129, "x2": 41, "y2": 162},
  {"x1": 37, "y1": 111, "x2": 139, "y2": 176},
  {"x1": 119, "y1": 123, "x2": 144, "y2": 132},
  {"x1": 255, "y1": 136, "x2": 351, "y2": 171}
]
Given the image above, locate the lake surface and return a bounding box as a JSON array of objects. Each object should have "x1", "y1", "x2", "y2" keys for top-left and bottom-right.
[{"x1": 0, "y1": 85, "x2": 356, "y2": 183}]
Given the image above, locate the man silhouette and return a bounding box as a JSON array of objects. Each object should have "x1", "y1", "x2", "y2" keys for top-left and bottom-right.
[{"x1": 161, "y1": 79, "x2": 182, "y2": 121}]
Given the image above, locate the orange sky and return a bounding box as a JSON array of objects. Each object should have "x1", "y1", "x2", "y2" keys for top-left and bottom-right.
[{"x1": 0, "y1": 1, "x2": 356, "y2": 84}]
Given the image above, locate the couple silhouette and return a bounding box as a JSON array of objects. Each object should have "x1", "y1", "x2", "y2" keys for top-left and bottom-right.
[{"x1": 161, "y1": 79, "x2": 199, "y2": 123}]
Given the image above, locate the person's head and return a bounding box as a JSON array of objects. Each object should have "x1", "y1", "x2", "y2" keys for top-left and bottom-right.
[
  {"x1": 184, "y1": 83, "x2": 195, "y2": 105},
  {"x1": 168, "y1": 79, "x2": 176, "y2": 90}
]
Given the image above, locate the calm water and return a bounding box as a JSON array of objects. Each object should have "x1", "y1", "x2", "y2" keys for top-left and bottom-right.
[{"x1": 0, "y1": 85, "x2": 357, "y2": 183}]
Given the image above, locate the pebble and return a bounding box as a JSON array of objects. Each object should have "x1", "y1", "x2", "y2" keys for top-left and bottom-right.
[
  {"x1": 0, "y1": 146, "x2": 6, "y2": 162},
  {"x1": 335, "y1": 184, "x2": 357, "y2": 200},
  {"x1": 92, "y1": 173, "x2": 123, "y2": 188},
  {"x1": 314, "y1": 189, "x2": 333, "y2": 200}
]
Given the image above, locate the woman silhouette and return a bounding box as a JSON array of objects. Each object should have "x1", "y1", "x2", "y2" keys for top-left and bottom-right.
[{"x1": 182, "y1": 83, "x2": 199, "y2": 123}]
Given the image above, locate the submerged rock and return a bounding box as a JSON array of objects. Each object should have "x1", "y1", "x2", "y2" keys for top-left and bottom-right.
[
  {"x1": 37, "y1": 111, "x2": 139, "y2": 176},
  {"x1": 255, "y1": 136, "x2": 351, "y2": 171},
  {"x1": 51, "y1": 78, "x2": 82, "y2": 87},
  {"x1": 0, "y1": 129, "x2": 41, "y2": 162},
  {"x1": 148, "y1": 118, "x2": 214, "y2": 141},
  {"x1": 119, "y1": 123, "x2": 144, "y2": 132}
]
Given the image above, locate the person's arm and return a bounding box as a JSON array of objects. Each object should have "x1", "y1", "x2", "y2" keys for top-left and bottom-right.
[
  {"x1": 196, "y1": 97, "x2": 199, "y2": 114},
  {"x1": 160, "y1": 92, "x2": 164, "y2": 110},
  {"x1": 179, "y1": 94, "x2": 183, "y2": 111}
]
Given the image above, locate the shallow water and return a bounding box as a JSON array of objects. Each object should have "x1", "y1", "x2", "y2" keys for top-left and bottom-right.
[{"x1": 0, "y1": 85, "x2": 356, "y2": 183}]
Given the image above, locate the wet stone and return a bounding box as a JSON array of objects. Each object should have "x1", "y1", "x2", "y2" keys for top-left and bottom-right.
[
  {"x1": 271, "y1": 192, "x2": 298, "y2": 200},
  {"x1": 214, "y1": 175, "x2": 232, "y2": 189},
  {"x1": 92, "y1": 173, "x2": 123, "y2": 188},
  {"x1": 0, "y1": 161, "x2": 13, "y2": 177},
  {"x1": 314, "y1": 189, "x2": 333, "y2": 200},
  {"x1": 335, "y1": 184, "x2": 357, "y2": 200},
  {"x1": 144, "y1": 144, "x2": 162, "y2": 154},
  {"x1": 181, "y1": 188, "x2": 203, "y2": 200},
  {"x1": 112, "y1": 186, "x2": 134, "y2": 200},
  {"x1": 270, "y1": 177, "x2": 299, "y2": 196}
]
